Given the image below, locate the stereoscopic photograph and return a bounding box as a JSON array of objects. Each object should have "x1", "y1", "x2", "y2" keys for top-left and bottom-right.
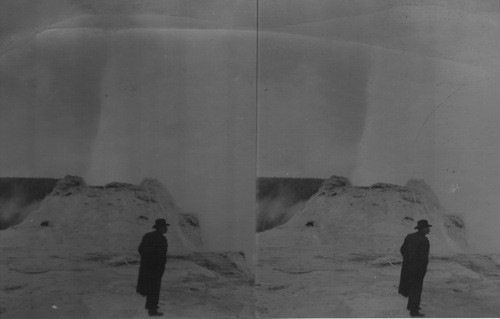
[{"x1": 2, "y1": 0, "x2": 500, "y2": 318}]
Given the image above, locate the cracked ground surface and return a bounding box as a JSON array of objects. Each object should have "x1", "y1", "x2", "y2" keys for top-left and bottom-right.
[{"x1": 256, "y1": 243, "x2": 500, "y2": 318}]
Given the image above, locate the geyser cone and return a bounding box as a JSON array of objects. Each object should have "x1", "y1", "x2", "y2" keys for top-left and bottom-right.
[
  {"x1": 262, "y1": 177, "x2": 466, "y2": 253},
  {"x1": 3, "y1": 176, "x2": 202, "y2": 255}
]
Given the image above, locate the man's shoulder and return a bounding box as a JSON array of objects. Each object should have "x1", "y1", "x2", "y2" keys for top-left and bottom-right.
[
  {"x1": 142, "y1": 231, "x2": 156, "y2": 239},
  {"x1": 143, "y1": 231, "x2": 166, "y2": 241},
  {"x1": 405, "y1": 232, "x2": 418, "y2": 239},
  {"x1": 406, "y1": 231, "x2": 424, "y2": 240},
  {"x1": 406, "y1": 231, "x2": 428, "y2": 242}
]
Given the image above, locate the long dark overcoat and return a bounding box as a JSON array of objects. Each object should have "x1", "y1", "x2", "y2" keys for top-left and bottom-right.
[
  {"x1": 136, "y1": 231, "x2": 168, "y2": 296},
  {"x1": 398, "y1": 231, "x2": 429, "y2": 296}
]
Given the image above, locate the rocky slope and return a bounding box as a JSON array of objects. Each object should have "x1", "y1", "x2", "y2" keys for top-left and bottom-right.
[
  {"x1": 2, "y1": 175, "x2": 202, "y2": 254},
  {"x1": 260, "y1": 176, "x2": 467, "y2": 253}
]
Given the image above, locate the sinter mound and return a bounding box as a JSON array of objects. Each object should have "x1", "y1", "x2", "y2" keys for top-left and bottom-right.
[
  {"x1": 261, "y1": 176, "x2": 466, "y2": 253},
  {"x1": 2, "y1": 175, "x2": 202, "y2": 254}
]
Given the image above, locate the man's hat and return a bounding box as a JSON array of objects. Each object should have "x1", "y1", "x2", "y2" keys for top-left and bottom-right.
[
  {"x1": 153, "y1": 218, "x2": 170, "y2": 229},
  {"x1": 415, "y1": 219, "x2": 432, "y2": 229}
]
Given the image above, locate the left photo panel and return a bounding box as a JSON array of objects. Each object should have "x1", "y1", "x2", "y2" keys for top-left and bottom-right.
[{"x1": 0, "y1": 1, "x2": 257, "y2": 318}]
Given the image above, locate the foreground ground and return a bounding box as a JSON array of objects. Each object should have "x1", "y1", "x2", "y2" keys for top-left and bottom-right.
[
  {"x1": 256, "y1": 244, "x2": 500, "y2": 318},
  {"x1": 0, "y1": 248, "x2": 253, "y2": 318}
]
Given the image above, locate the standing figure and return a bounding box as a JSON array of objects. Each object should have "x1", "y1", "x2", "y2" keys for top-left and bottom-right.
[
  {"x1": 398, "y1": 219, "x2": 431, "y2": 317},
  {"x1": 137, "y1": 218, "x2": 169, "y2": 317}
]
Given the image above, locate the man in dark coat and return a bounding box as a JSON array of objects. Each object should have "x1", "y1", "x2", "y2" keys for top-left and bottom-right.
[
  {"x1": 399, "y1": 219, "x2": 431, "y2": 317},
  {"x1": 137, "y1": 218, "x2": 169, "y2": 317}
]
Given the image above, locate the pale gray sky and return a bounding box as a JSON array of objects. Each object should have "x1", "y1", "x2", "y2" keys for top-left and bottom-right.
[
  {"x1": 2, "y1": 0, "x2": 500, "y2": 256},
  {"x1": 0, "y1": 0, "x2": 257, "y2": 260},
  {"x1": 256, "y1": 0, "x2": 500, "y2": 252}
]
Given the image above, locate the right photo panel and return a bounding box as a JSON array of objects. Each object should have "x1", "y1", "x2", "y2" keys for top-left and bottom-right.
[{"x1": 256, "y1": 1, "x2": 500, "y2": 317}]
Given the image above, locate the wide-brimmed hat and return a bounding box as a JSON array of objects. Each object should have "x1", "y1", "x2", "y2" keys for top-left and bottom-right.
[
  {"x1": 153, "y1": 218, "x2": 170, "y2": 229},
  {"x1": 415, "y1": 219, "x2": 432, "y2": 229}
]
